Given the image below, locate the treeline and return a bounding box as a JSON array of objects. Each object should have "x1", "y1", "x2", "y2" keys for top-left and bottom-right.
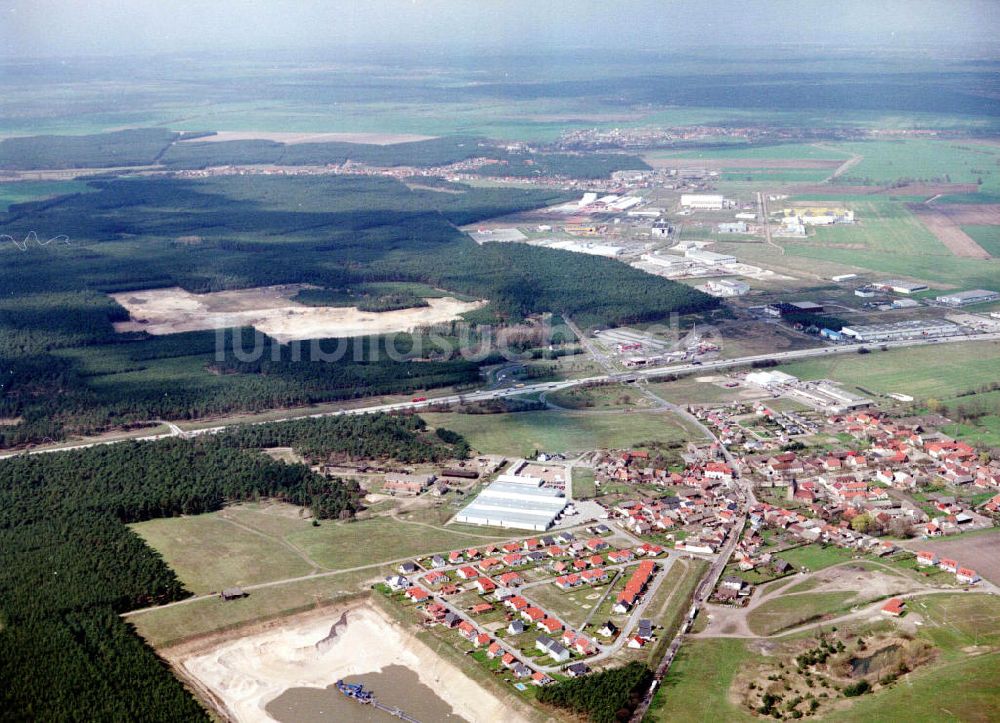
[
  {"x1": 0, "y1": 412, "x2": 464, "y2": 718},
  {"x1": 160, "y1": 134, "x2": 490, "y2": 169},
  {"x1": 215, "y1": 412, "x2": 470, "y2": 463},
  {"x1": 537, "y1": 661, "x2": 652, "y2": 723},
  {"x1": 0, "y1": 128, "x2": 178, "y2": 170}
]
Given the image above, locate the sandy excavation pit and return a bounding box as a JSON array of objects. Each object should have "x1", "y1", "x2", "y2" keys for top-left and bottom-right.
[
  {"x1": 169, "y1": 603, "x2": 525, "y2": 723},
  {"x1": 111, "y1": 285, "x2": 485, "y2": 342}
]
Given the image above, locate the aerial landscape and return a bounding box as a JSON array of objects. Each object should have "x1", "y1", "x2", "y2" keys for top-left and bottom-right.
[{"x1": 3, "y1": 1, "x2": 1000, "y2": 721}]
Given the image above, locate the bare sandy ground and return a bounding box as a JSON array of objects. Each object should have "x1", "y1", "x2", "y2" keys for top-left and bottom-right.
[
  {"x1": 111, "y1": 285, "x2": 484, "y2": 342},
  {"x1": 171, "y1": 602, "x2": 527, "y2": 723},
  {"x1": 181, "y1": 131, "x2": 437, "y2": 146}
]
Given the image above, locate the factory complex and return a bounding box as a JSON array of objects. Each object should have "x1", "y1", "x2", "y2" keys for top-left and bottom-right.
[{"x1": 455, "y1": 474, "x2": 569, "y2": 531}]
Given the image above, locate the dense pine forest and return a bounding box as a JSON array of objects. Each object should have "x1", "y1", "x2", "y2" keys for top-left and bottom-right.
[
  {"x1": 0, "y1": 128, "x2": 650, "y2": 177},
  {"x1": 0, "y1": 413, "x2": 467, "y2": 720},
  {"x1": 0, "y1": 173, "x2": 715, "y2": 447}
]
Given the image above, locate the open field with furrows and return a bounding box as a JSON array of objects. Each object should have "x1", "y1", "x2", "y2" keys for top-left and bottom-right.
[
  {"x1": 828, "y1": 140, "x2": 1000, "y2": 194},
  {"x1": 130, "y1": 514, "x2": 316, "y2": 595},
  {"x1": 127, "y1": 568, "x2": 381, "y2": 649},
  {"x1": 131, "y1": 502, "x2": 510, "y2": 593},
  {"x1": 776, "y1": 341, "x2": 1000, "y2": 402},
  {"x1": 419, "y1": 409, "x2": 703, "y2": 458},
  {"x1": 649, "y1": 593, "x2": 1000, "y2": 722},
  {"x1": 644, "y1": 142, "x2": 853, "y2": 165}
]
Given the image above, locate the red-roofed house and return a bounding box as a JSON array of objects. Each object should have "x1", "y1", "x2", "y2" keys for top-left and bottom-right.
[
  {"x1": 474, "y1": 577, "x2": 497, "y2": 595},
  {"x1": 881, "y1": 598, "x2": 905, "y2": 616},
  {"x1": 456, "y1": 566, "x2": 479, "y2": 580},
  {"x1": 957, "y1": 568, "x2": 980, "y2": 585}
]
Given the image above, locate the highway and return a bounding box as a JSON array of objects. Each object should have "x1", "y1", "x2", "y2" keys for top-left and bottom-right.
[{"x1": 3, "y1": 331, "x2": 999, "y2": 460}]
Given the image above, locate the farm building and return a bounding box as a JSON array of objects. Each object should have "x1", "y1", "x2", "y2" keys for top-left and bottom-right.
[
  {"x1": 455, "y1": 479, "x2": 567, "y2": 531},
  {"x1": 874, "y1": 279, "x2": 929, "y2": 295}
]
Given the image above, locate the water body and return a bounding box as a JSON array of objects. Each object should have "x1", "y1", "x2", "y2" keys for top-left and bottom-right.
[{"x1": 266, "y1": 665, "x2": 467, "y2": 723}]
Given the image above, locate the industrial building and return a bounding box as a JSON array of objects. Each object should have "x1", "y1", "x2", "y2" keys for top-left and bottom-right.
[
  {"x1": 875, "y1": 280, "x2": 929, "y2": 295},
  {"x1": 935, "y1": 289, "x2": 999, "y2": 307},
  {"x1": 717, "y1": 222, "x2": 748, "y2": 234},
  {"x1": 681, "y1": 194, "x2": 725, "y2": 210},
  {"x1": 745, "y1": 370, "x2": 798, "y2": 387},
  {"x1": 651, "y1": 220, "x2": 672, "y2": 238},
  {"x1": 839, "y1": 319, "x2": 961, "y2": 342},
  {"x1": 700, "y1": 278, "x2": 750, "y2": 297},
  {"x1": 684, "y1": 248, "x2": 736, "y2": 265},
  {"x1": 455, "y1": 476, "x2": 568, "y2": 531},
  {"x1": 780, "y1": 207, "x2": 854, "y2": 225}
]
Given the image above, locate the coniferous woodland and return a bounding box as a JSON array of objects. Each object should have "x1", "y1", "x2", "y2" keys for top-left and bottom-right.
[
  {"x1": 536, "y1": 661, "x2": 652, "y2": 723},
  {"x1": 0, "y1": 413, "x2": 468, "y2": 720},
  {"x1": 0, "y1": 173, "x2": 715, "y2": 448}
]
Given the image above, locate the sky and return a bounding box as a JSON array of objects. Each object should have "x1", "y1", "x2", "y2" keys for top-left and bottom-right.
[{"x1": 1, "y1": 0, "x2": 998, "y2": 58}]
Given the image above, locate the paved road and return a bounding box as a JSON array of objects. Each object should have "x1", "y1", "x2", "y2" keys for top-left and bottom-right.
[{"x1": 4, "y1": 332, "x2": 998, "y2": 461}]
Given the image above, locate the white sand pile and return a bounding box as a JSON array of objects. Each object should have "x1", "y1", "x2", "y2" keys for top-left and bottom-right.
[{"x1": 178, "y1": 603, "x2": 526, "y2": 723}]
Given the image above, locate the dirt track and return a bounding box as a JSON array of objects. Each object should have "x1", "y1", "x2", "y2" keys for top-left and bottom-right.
[{"x1": 910, "y1": 205, "x2": 992, "y2": 259}]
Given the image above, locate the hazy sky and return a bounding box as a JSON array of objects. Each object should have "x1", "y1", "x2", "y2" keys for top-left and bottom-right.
[{"x1": 2, "y1": 0, "x2": 998, "y2": 58}]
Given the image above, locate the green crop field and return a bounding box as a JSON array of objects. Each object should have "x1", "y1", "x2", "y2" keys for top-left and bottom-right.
[
  {"x1": 830, "y1": 140, "x2": 1000, "y2": 192},
  {"x1": 963, "y1": 225, "x2": 1000, "y2": 257},
  {"x1": 776, "y1": 341, "x2": 1000, "y2": 402},
  {"x1": 646, "y1": 143, "x2": 852, "y2": 162},
  {"x1": 420, "y1": 409, "x2": 702, "y2": 457}
]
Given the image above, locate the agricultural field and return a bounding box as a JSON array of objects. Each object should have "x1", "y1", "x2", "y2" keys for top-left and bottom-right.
[
  {"x1": 829, "y1": 139, "x2": 1000, "y2": 193},
  {"x1": 963, "y1": 224, "x2": 1000, "y2": 257},
  {"x1": 419, "y1": 409, "x2": 702, "y2": 458},
  {"x1": 776, "y1": 340, "x2": 1000, "y2": 402}
]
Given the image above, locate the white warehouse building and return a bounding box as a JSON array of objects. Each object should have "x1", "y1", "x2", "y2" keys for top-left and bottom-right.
[
  {"x1": 455, "y1": 479, "x2": 568, "y2": 531},
  {"x1": 681, "y1": 194, "x2": 725, "y2": 210},
  {"x1": 685, "y1": 247, "x2": 737, "y2": 265}
]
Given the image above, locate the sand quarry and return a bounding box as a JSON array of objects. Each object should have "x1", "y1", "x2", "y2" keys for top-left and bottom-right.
[
  {"x1": 171, "y1": 602, "x2": 526, "y2": 723},
  {"x1": 112, "y1": 285, "x2": 484, "y2": 342}
]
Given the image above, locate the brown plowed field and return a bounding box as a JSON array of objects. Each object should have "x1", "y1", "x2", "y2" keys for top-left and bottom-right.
[
  {"x1": 929, "y1": 204, "x2": 1000, "y2": 225},
  {"x1": 901, "y1": 530, "x2": 1000, "y2": 585},
  {"x1": 910, "y1": 205, "x2": 992, "y2": 258}
]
